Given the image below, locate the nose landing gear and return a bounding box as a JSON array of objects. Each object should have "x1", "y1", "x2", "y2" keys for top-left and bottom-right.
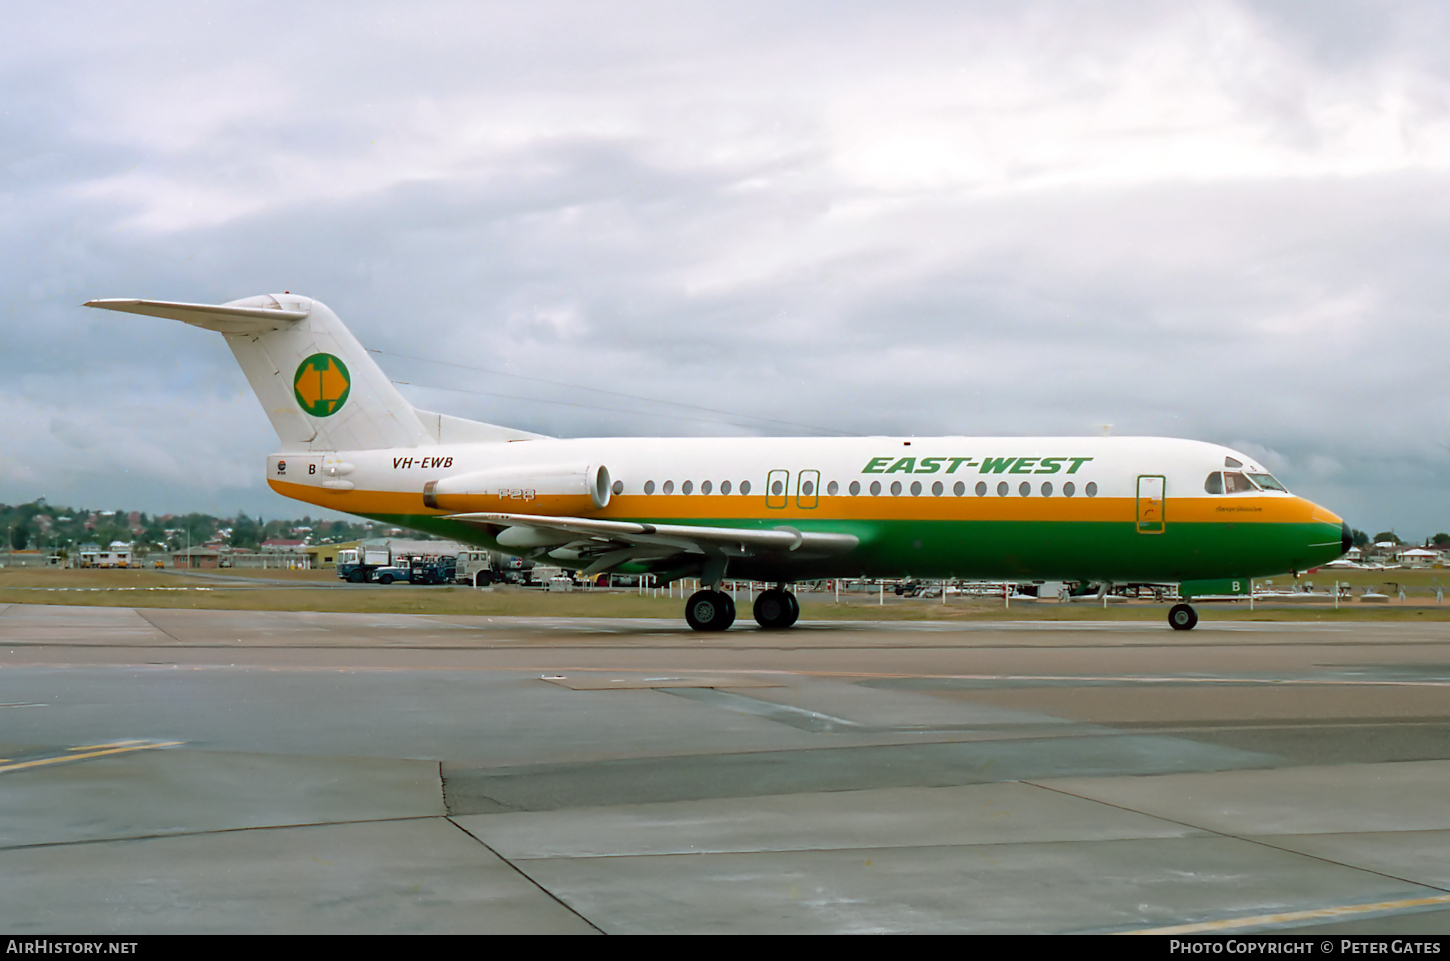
[{"x1": 1168, "y1": 603, "x2": 1199, "y2": 631}]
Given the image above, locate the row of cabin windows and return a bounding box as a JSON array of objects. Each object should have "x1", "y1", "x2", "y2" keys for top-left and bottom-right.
[
  {"x1": 640, "y1": 478, "x2": 1099, "y2": 498},
  {"x1": 630, "y1": 468, "x2": 1285, "y2": 498},
  {"x1": 641, "y1": 479, "x2": 750, "y2": 495}
]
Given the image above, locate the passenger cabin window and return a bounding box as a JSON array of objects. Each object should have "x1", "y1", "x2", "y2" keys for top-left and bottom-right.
[
  {"x1": 1248, "y1": 473, "x2": 1288, "y2": 492},
  {"x1": 1223, "y1": 471, "x2": 1257, "y2": 494},
  {"x1": 1204, "y1": 472, "x2": 1224, "y2": 495}
]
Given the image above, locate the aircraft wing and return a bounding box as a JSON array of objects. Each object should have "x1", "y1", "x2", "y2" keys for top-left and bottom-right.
[{"x1": 448, "y1": 511, "x2": 860, "y2": 577}]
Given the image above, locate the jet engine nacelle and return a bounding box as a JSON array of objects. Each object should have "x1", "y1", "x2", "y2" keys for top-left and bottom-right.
[{"x1": 424, "y1": 463, "x2": 611, "y2": 512}]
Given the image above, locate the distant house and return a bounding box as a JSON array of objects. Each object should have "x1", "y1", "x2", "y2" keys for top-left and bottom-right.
[
  {"x1": 1397, "y1": 548, "x2": 1442, "y2": 568},
  {"x1": 79, "y1": 541, "x2": 135, "y2": 568},
  {"x1": 260, "y1": 538, "x2": 309, "y2": 553},
  {"x1": 173, "y1": 548, "x2": 222, "y2": 569}
]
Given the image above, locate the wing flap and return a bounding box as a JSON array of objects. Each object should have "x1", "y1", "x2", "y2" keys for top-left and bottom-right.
[{"x1": 449, "y1": 512, "x2": 860, "y2": 556}]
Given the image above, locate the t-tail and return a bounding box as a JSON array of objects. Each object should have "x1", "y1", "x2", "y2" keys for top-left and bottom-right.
[{"x1": 84, "y1": 294, "x2": 541, "y2": 450}]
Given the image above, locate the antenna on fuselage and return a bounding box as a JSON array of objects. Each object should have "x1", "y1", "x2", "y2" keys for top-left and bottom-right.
[{"x1": 1099, "y1": 424, "x2": 1113, "y2": 436}]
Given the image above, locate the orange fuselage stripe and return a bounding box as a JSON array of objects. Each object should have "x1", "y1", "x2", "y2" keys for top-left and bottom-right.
[{"x1": 269, "y1": 479, "x2": 1334, "y2": 525}]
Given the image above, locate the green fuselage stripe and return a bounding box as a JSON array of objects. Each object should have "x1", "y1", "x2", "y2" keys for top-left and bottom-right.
[{"x1": 358, "y1": 513, "x2": 1345, "y2": 583}]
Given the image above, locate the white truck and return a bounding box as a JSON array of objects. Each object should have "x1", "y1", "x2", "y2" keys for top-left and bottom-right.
[
  {"x1": 455, "y1": 550, "x2": 535, "y2": 587},
  {"x1": 336, "y1": 546, "x2": 401, "y2": 583}
]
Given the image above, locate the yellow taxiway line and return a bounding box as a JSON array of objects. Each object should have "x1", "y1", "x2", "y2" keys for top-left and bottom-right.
[
  {"x1": 0, "y1": 740, "x2": 183, "y2": 774},
  {"x1": 1123, "y1": 893, "x2": 1450, "y2": 934}
]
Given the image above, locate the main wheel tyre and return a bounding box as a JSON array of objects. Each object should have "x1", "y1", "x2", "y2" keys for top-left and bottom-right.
[
  {"x1": 378, "y1": 574, "x2": 394, "y2": 585},
  {"x1": 754, "y1": 589, "x2": 795, "y2": 629},
  {"x1": 348, "y1": 570, "x2": 366, "y2": 583},
  {"x1": 783, "y1": 590, "x2": 800, "y2": 627},
  {"x1": 686, "y1": 590, "x2": 735, "y2": 632},
  {"x1": 719, "y1": 591, "x2": 736, "y2": 628},
  {"x1": 1168, "y1": 603, "x2": 1198, "y2": 631}
]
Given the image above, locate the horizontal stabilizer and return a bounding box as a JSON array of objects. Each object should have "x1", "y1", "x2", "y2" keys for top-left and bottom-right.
[{"x1": 84, "y1": 298, "x2": 307, "y2": 334}]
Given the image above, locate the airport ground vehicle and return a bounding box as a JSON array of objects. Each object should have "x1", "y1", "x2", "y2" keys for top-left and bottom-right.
[
  {"x1": 456, "y1": 550, "x2": 533, "y2": 587},
  {"x1": 87, "y1": 294, "x2": 1353, "y2": 632},
  {"x1": 405, "y1": 554, "x2": 457, "y2": 585},
  {"x1": 371, "y1": 565, "x2": 411, "y2": 585},
  {"x1": 338, "y1": 547, "x2": 457, "y2": 584},
  {"x1": 336, "y1": 547, "x2": 389, "y2": 583}
]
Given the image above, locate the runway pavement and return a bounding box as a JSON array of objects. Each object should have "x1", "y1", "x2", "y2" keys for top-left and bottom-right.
[{"x1": 2, "y1": 603, "x2": 1449, "y2": 934}]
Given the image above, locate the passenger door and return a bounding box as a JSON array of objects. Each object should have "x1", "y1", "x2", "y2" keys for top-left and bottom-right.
[
  {"x1": 1137, "y1": 475, "x2": 1165, "y2": 533},
  {"x1": 796, "y1": 470, "x2": 820, "y2": 510},
  {"x1": 767, "y1": 469, "x2": 790, "y2": 509}
]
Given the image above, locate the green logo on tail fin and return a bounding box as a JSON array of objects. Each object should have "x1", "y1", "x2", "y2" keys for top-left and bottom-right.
[{"x1": 294, "y1": 353, "x2": 351, "y2": 417}]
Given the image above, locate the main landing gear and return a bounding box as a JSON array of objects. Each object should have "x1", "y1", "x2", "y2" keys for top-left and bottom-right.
[
  {"x1": 1168, "y1": 603, "x2": 1199, "y2": 631},
  {"x1": 753, "y1": 588, "x2": 799, "y2": 630},
  {"x1": 685, "y1": 589, "x2": 736, "y2": 632},
  {"x1": 683, "y1": 586, "x2": 801, "y2": 631}
]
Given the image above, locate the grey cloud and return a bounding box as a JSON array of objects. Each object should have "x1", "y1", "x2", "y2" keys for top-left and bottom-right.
[{"x1": 5, "y1": 2, "x2": 1450, "y2": 536}]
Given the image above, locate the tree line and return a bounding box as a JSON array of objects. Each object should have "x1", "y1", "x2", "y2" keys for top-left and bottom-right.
[{"x1": 0, "y1": 499, "x2": 380, "y2": 554}]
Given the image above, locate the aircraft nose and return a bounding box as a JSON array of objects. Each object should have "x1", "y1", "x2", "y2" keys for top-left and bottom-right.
[{"x1": 1341, "y1": 521, "x2": 1353, "y2": 556}]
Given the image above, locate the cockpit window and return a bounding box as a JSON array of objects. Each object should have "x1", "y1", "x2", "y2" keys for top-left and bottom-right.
[
  {"x1": 1223, "y1": 471, "x2": 1257, "y2": 494},
  {"x1": 1204, "y1": 472, "x2": 1224, "y2": 495},
  {"x1": 1247, "y1": 473, "x2": 1288, "y2": 492}
]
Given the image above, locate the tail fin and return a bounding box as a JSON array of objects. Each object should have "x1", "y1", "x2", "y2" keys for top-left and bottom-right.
[{"x1": 85, "y1": 294, "x2": 542, "y2": 450}]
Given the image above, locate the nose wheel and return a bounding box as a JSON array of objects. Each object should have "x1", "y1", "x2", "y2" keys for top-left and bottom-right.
[
  {"x1": 685, "y1": 589, "x2": 736, "y2": 631},
  {"x1": 753, "y1": 588, "x2": 800, "y2": 629},
  {"x1": 1168, "y1": 603, "x2": 1198, "y2": 631}
]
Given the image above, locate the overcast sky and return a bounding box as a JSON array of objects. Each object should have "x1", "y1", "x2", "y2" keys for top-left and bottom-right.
[{"x1": 3, "y1": 1, "x2": 1449, "y2": 535}]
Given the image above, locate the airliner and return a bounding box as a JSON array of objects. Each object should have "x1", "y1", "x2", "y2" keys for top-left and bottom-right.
[{"x1": 85, "y1": 293, "x2": 1352, "y2": 631}]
